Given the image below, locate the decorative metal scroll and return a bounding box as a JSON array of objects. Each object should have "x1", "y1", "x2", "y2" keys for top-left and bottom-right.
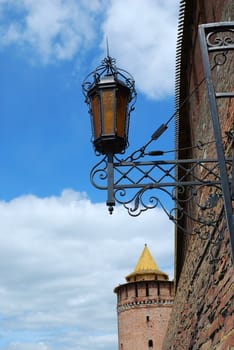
[
  {"x1": 91, "y1": 154, "x2": 232, "y2": 240},
  {"x1": 206, "y1": 26, "x2": 234, "y2": 50}
]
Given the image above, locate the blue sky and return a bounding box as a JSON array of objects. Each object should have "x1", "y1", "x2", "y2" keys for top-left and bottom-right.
[{"x1": 0, "y1": 1, "x2": 179, "y2": 349}]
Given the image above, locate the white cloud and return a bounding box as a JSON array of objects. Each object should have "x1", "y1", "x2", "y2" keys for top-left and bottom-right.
[
  {"x1": 101, "y1": 0, "x2": 179, "y2": 99},
  {"x1": 0, "y1": 0, "x2": 178, "y2": 99},
  {"x1": 0, "y1": 189, "x2": 174, "y2": 350},
  {"x1": 8, "y1": 343, "x2": 50, "y2": 350},
  {"x1": 0, "y1": 0, "x2": 105, "y2": 63}
]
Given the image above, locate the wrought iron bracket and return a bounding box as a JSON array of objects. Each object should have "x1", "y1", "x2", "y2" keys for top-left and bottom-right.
[
  {"x1": 199, "y1": 22, "x2": 234, "y2": 261},
  {"x1": 91, "y1": 154, "x2": 232, "y2": 216},
  {"x1": 91, "y1": 149, "x2": 233, "y2": 259},
  {"x1": 89, "y1": 22, "x2": 234, "y2": 261}
]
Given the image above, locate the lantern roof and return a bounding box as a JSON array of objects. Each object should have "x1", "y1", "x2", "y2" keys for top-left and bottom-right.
[
  {"x1": 82, "y1": 55, "x2": 137, "y2": 105},
  {"x1": 125, "y1": 244, "x2": 168, "y2": 282}
]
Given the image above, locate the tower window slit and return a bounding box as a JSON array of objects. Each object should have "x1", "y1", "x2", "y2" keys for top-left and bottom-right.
[
  {"x1": 148, "y1": 339, "x2": 153, "y2": 348},
  {"x1": 146, "y1": 282, "x2": 149, "y2": 296},
  {"x1": 135, "y1": 284, "x2": 138, "y2": 297}
]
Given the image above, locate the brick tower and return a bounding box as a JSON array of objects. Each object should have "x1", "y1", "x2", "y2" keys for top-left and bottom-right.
[{"x1": 114, "y1": 244, "x2": 174, "y2": 350}]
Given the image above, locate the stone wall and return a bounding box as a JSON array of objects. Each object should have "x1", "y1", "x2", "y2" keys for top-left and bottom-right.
[{"x1": 163, "y1": 1, "x2": 234, "y2": 349}]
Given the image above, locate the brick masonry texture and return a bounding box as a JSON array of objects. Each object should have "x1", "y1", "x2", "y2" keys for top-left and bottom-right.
[
  {"x1": 116, "y1": 280, "x2": 174, "y2": 350},
  {"x1": 163, "y1": 1, "x2": 234, "y2": 350}
]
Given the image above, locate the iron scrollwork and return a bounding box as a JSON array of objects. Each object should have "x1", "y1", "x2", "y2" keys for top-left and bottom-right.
[
  {"x1": 206, "y1": 27, "x2": 234, "y2": 49},
  {"x1": 90, "y1": 152, "x2": 232, "y2": 243}
]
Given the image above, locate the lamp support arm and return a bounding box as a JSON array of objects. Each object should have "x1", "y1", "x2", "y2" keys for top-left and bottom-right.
[{"x1": 107, "y1": 153, "x2": 115, "y2": 214}]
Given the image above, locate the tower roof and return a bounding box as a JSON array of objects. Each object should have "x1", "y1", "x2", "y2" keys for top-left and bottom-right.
[{"x1": 125, "y1": 244, "x2": 168, "y2": 282}]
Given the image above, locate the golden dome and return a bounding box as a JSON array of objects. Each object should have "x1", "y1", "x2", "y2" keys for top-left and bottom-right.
[{"x1": 125, "y1": 244, "x2": 168, "y2": 282}]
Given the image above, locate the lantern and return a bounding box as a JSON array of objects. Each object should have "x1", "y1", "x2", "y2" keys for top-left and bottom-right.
[{"x1": 82, "y1": 56, "x2": 136, "y2": 155}]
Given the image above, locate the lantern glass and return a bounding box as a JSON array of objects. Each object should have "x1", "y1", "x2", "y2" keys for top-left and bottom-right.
[
  {"x1": 88, "y1": 76, "x2": 130, "y2": 155},
  {"x1": 91, "y1": 94, "x2": 101, "y2": 140},
  {"x1": 116, "y1": 88, "x2": 129, "y2": 138},
  {"x1": 102, "y1": 89, "x2": 115, "y2": 135}
]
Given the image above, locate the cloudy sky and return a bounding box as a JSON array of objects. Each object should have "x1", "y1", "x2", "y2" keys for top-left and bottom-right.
[{"x1": 0, "y1": 1, "x2": 179, "y2": 349}]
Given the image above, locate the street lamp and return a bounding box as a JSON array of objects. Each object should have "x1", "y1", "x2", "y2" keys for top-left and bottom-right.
[
  {"x1": 82, "y1": 55, "x2": 136, "y2": 155},
  {"x1": 82, "y1": 22, "x2": 234, "y2": 262}
]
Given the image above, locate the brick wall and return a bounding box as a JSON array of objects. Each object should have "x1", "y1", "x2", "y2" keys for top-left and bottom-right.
[
  {"x1": 115, "y1": 280, "x2": 174, "y2": 350},
  {"x1": 163, "y1": 1, "x2": 234, "y2": 349}
]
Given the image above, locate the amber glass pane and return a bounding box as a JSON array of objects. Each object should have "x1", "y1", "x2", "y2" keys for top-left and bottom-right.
[
  {"x1": 102, "y1": 90, "x2": 115, "y2": 135},
  {"x1": 91, "y1": 94, "x2": 101, "y2": 139},
  {"x1": 116, "y1": 91, "x2": 128, "y2": 138}
]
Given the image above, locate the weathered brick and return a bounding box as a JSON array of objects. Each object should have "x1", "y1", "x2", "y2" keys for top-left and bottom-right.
[{"x1": 163, "y1": 1, "x2": 234, "y2": 350}]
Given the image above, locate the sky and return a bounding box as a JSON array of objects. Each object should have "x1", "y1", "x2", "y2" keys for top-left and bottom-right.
[{"x1": 0, "y1": 1, "x2": 179, "y2": 349}]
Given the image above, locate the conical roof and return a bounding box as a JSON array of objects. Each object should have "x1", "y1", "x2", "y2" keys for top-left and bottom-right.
[{"x1": 125, "y1": 244, "x2": 168, "y2": 282}]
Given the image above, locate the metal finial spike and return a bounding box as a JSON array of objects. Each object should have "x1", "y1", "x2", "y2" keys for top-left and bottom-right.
[{"x1": 106, "y1": 36, "x2": 110, "y2": 58}]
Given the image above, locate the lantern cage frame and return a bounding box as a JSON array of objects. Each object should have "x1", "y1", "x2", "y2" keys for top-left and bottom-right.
[{"x1": 82, "y1": 55, "x2": 137, "y2": 155}]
